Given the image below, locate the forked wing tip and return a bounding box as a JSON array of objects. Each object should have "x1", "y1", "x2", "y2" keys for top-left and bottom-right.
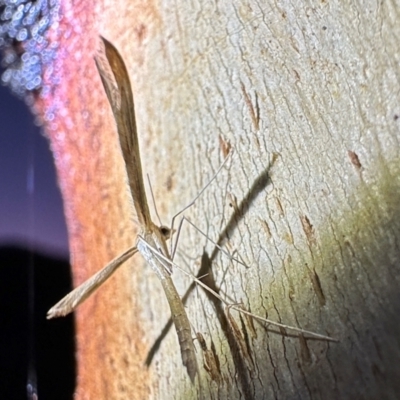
[
  {"x1": 46, "y1": 310, "x2": 58, "y2": 319},
  {"x1": 47, "y1": 305, "x2": 71, "y2": 319}
]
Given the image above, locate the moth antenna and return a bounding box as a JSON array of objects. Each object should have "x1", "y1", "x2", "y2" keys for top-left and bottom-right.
[{"x1": 169, "y1": 150, "x2": 234, "y2": 255}]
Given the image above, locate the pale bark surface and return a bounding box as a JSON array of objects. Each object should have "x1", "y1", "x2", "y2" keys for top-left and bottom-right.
[{"x1": 33, "y1": 1, "x2": 400, "y2": 399}]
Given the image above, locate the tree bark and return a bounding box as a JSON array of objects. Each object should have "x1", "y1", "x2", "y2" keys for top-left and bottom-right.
[{"x1": 32, "y1": 1, "x2": 400, "y2": 398}]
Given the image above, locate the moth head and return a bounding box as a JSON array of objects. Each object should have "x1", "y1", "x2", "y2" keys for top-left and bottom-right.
[
  {"x1": 159, "y1": 225, "x2": 174, "y2": 241},
  {"x1": 147, "y1": 224, "x2": 172, "y2": 260}
]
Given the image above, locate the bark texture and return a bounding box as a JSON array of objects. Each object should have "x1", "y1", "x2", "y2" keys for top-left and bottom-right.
[{"x1": 33, "y1": 1, "x2": 400, "y2": 399}]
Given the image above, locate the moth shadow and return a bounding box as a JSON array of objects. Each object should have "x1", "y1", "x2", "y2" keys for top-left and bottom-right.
[{"x1": 145, "y1": 161, "x2": 274, "y2": 387}]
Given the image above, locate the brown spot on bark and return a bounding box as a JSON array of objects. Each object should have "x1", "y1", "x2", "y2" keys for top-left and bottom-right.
[
  {"x1": 259, "y1": 218, "x2": 272, "y2": 239},
  {"x1": 219, "y1": 134, "x2": 232, "y2": 158},
  {"x1": 348, "y1": 150, "x2": 362, "y2": 169},
  {"x1": 275, "y1": 197, "x2": 284, "y2": 216},
  {"x1": 238, "y1": 303, "x2": 258, "y2": 340},
  {"x1": 271, "y1": 152, "x2": 280, "y2": 165},
  {"x1": 300, "y1": 215, "x2": 316, "y2": 245},
  {"x1": 283, "y1": 231, "x2": 294, "y2": 244},
  {"x1": 135, "y1": 24, "x2": 147, "y2": 44},
  {"x1": 310, "y1": 269, "x2": 326, "y2": 306},
  {"x1": 165, "y1": 174, "x2": 174, "y2": 191},
  {"x1": 240, "y1": 81, "x2": 260, "y2": 131},
  {"x1": 226, "y1": 306, "x2": 254, "y2": 366},
  {"x1": 196, "y1": 332, "x2": 222, "y2": 385},
  {"x1": 228, "y1": 192, "x2": 239, "y2": 213}
]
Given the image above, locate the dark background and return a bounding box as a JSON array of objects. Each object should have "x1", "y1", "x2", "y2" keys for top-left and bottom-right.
[{"x1": 0, "y1": 83, "x2": 75, "y2": 399}]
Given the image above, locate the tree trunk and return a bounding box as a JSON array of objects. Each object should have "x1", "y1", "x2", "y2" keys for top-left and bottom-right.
[{"x1": 31, "y1": 1, "x2": 400, "y2": 398}]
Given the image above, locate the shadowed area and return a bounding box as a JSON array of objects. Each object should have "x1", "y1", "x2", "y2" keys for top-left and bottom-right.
[{"x1": 0, "y1": 244, "x2": 75, "y2": 399}]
